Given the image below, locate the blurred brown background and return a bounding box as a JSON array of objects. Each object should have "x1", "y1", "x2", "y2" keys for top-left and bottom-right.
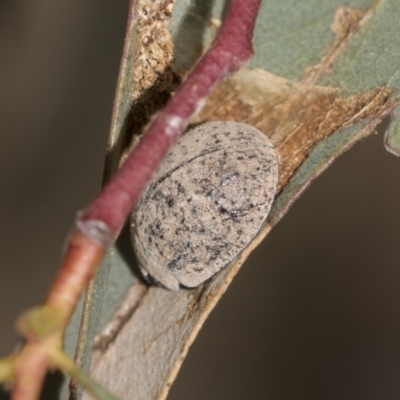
[{"x1": 1, "y1": 2, "x2": 400, "y2": 400}]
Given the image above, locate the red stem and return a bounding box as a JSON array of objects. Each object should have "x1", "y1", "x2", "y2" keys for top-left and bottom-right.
[
  {"x1": 79, "y1": 0, "x2": 262, "y2": 243},
  {"x1": 46, "y1": 229, "x2": 105, "y2": 320},
  {"x1": 12, "y1": 345, "x2": 49, "y2": 400}
]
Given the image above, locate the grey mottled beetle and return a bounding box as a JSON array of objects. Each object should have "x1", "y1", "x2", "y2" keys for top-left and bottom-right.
[{"x1": 131, "y1": 121, "x2": 278, "y2": 290}]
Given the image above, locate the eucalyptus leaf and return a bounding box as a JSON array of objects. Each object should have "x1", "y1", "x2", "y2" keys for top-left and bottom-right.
[{"x1": 64, "y1": 0, "x2": 400, "y2": 399}]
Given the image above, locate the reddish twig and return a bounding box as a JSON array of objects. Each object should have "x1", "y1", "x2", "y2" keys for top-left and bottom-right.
[
  {"x1": 13, "y1": 344, "x2": 50, "y2": 400},
  {"x1": 4, "y1": 0, "x2": 262, "y2": 398}
]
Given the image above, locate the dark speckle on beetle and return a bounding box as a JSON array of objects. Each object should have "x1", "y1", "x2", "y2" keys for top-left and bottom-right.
[
  {"x1": 177, "y1": 182, "x2": 185, "y2": 194},
  {"x1": 166, "y1": 197, "x2": 174, "y2": 207},
  {"x1": 131, "y1": 121, "x2": 278, "y2": 290}
]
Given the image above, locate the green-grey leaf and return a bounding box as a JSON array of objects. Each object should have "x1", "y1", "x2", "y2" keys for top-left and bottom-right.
[
  {"x1": 65, "y1": 1, "x2": 400, "y2": 399},
  {"x1": 385, "y1": 106, "x2": 400, "y2": 156},
  {"x1": 250, "y1": 0, "x2": 372, "y2": 80},
  {"x1": 320, "y1": 0, "x2": 400, "y2": 92}
]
